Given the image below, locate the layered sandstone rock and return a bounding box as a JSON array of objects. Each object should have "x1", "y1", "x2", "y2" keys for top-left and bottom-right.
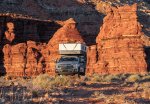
[
  {"x1": 2, "y1": 40, "x2": 45, "y2": 77},
  {"x1": 3, "y1": 44, "x2": 12, "y2": 76},
  {"x1": 11, "y1": 43, "x2": 27, "y2": 76},
  {"x1": 3, "y1": 43, "x2": 27, "y2": 76},
  {"x1": 86, "y1": 45, "x2": 97, "y2": 74},
  {"x1": 26, "y1": 41, "x2": 41, "y2": 76},
  {"x1": 91, "y1": 4, "x2": 147, "y2": 74}
]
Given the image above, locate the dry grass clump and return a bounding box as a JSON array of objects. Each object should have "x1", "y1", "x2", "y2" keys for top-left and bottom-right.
[
  {"x1": 89, "y1": 74, "x2": 122, "y2": 83},
  {"x1": 95, "y1": 1, "x2": 111, "y2": 14},
  {"x1": 32, "y1": 74, "x2": 53, "y2": 90},
  {"x1": 50, "y1": 75, "x2": 73, "y2": 87},
  {"x1": 118, "y1": 74, "x2": 130, "y2": 80},
  {"x1": 125, "y1": 74, "x2": 141, "y2": 83},
  {"x1": 32, "y1": 74, "x2": 73, "y2": 90},
  {"x1": 91, "y1": 91, "x2": 106, "y2": 99},
  {"x1": 103, "y1": 74, "x2": 121, "y2": 82},
  {"x1": 90, "y1": 74, "x2": 105, "y2": 82}
]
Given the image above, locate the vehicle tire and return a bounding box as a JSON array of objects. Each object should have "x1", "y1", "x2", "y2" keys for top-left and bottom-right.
[{"x1": 79, "y1": 68, "x2": 85, "y2": 76}]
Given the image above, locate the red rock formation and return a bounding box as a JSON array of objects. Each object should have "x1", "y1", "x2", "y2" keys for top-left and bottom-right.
[
  {"x1": 11, "y1": 43, "x2": 27, "y2": 76},
  {"x1": 92, "y1": 4, "x2": 147, "y2": 74},
  {"x1": 86, "y1": 45, "x2": 97, "y2": 74},
  {"x1": 2, "y1": 39, "x2": 46, "y2": 77},
  {"x1": 5, "y1": 22, "x2": 15, "y2": 43},
  {"x1": 3, "y1": 44, "x2": 12, "y2": 76},
  {"x1": 26, "y1": 41, "x2": 39, "y2": 76},
  {"x1": 2, "y1": 4, "x2": 148, "y2": 77},
  {"x1": 3, "y1": 43, "x2": 27, "y2": 77}
]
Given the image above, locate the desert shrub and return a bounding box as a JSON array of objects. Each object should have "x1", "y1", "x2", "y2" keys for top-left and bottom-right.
[
  {"x1": 80, "y1": 75, "x2": 90, "y2": 82},
  {"x1": 118, "y1": 73, "x2": 131, "y2": 80},
  {"x1": 32, "y1": 74, "x2": 54, "y2": 90},
  {"x1": 90, "y1": 74, "x2": 105, "y2": 82},
  {"x1": 95, "y1": 1, "x2": 111, "y2": 14},
  {"x1": 103, "y1": 74, "x2": 121, "y2": 82},
  {"x1": 32, "y1": 74, "x2": 74, "y2": 90},
  {"x1": 50, "y1": 76, "x2": 73, "y2": 87},
  {"x1": 126, "y1": 74, "x2": 141, "y2": 83}
]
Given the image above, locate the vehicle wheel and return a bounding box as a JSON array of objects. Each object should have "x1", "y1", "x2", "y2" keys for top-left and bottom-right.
[
  {"x1": 80, "y1": 72, "x2": 85, "y2": 76},
  {"x1": 79, "y1": 68, "x2": 85, "y2": 76}
]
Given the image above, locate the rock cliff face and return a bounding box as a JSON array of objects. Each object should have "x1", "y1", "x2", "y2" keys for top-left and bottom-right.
[
  {"x1": 87, "y1": 4, "x2": 147, "y2": 74},
  {"x1": 3, "y1": 41, "x2": 45, "y2": 77}
]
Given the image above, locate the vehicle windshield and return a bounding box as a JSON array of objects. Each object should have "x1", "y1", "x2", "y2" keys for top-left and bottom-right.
[{"x1": 59, "y1": 57, "x2": 78, "y2": 62}]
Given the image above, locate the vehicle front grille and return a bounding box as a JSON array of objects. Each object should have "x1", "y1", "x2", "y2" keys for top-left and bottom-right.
[{"x1": 59, "y1": 64, "x2": 74, "y2": 69}]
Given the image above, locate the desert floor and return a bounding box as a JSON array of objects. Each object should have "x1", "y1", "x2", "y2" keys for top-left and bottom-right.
[{"x1": 0, "y1": 73, "x2": 150, "y2": 104}]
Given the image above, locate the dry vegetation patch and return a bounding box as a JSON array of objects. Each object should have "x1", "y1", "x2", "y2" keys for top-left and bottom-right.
[
  {"x1": 126, "y1": 74, "x2": 141, "y2": 83},
  {"x1": 0, "y1": 73, "x2": 149, "y2": 103}
]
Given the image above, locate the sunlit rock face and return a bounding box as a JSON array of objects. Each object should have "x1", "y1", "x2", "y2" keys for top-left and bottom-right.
[{"x1": 87, "y1": 4, "x2": 147, "y2": 74}]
